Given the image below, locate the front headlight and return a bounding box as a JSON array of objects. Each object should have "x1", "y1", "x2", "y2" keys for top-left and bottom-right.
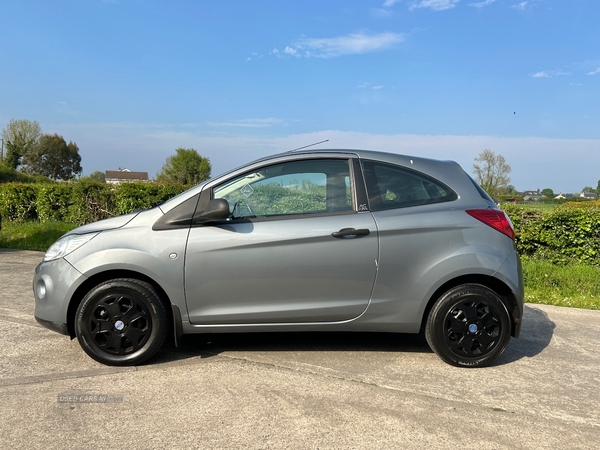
[{"x1": 44, "y1": 233, "x2": 99, "y2": 262}]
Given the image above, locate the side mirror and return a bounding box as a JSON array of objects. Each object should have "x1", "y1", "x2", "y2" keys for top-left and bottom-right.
[{"x1": 195, "y1": 198, "x2": 230, "y2": 224}]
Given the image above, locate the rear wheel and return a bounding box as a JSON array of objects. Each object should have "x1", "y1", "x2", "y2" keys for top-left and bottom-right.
[
  {"x1": 75, "y1": 279, "x2": 168, "y2": 366},
  {"x1": 425, "y1": 284, "x2": 511, "y2": 367}
]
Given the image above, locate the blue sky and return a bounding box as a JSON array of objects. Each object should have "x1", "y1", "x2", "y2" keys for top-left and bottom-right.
[{"x1": 1, "y1": 0, "x2": 598, "y2": 193}]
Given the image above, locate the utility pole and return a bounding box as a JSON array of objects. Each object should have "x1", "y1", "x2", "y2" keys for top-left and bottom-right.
[{"x1": 1, "y1": 138, "x2": 3, "y2": 162}]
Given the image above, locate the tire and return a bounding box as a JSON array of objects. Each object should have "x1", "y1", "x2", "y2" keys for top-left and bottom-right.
[
  {"x1": 425, "y1": 284, "x2": 511, "y2": 368},
  {"x1": 75, "y1": 279, "x2": 168, "y2": 366}
]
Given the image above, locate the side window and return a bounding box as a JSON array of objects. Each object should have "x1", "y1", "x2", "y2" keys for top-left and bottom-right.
[
  {"x1": 213, "y1": 159, "x2": 353, "y2": 219},
  {"x1": 361, "y1": 160, "x2": 457, "y2": 211}
]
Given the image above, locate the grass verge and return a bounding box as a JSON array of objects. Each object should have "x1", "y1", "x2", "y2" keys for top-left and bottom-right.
[
  {"x1": 510, "y1": 203, "x2": 558, "y2": 211},
  {"x1": 0, "y1": 221, "x2": 76, "y2": 252},
  {"x1": 522, "y1": 258, "x2": 600, "y2": 310}
]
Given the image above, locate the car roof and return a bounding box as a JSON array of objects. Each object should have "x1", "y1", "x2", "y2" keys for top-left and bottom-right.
[{"x1": 248, "y1": 148, "x2": 458, "y2": 171}]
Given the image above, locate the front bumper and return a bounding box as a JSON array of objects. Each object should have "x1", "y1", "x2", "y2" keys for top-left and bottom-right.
[
  {"x1": 34, "y1": 315, "x2": 69, "y2": 335},
  {"x1": 33, "y1": 257, "x2": 85, "y2": 336}
]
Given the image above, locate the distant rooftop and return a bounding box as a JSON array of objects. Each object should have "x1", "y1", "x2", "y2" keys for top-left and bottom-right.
[{"x1": 105, "y1": 168, "x2": 149, "y2": 184}]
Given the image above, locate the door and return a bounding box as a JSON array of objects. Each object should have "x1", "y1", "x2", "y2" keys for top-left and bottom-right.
[{"x1": 184, "y1": 158, "x2": 378, "y2": 325}]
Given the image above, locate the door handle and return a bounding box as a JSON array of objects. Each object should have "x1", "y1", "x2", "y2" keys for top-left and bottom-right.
[{"x1": 331, "y1": 228, "x2": 371, "y2": 238}]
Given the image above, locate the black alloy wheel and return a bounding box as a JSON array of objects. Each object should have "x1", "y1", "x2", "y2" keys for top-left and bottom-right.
[
  {"x1": 425, "y1": 284, "x2": 512, "y2": 367},
  {"x1": 75, "y1": 279, "x2": 168, "y2": 366}
]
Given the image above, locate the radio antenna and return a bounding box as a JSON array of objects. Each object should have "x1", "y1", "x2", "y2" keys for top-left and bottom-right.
[{"x1": 291, "y1": 139, "x2": 329, "y2": 151}]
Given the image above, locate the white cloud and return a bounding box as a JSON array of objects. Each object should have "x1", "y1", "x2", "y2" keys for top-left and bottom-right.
[
  {"x1": 532, "y1": 61, "x2": 598, "y2": 79},
  {"x1": 247, "y1": 52, "x2": 262, "y2": 61},
  {"x1": 357, "y1": 82, "x2": 385, "y2": 91},
  {"x1": 468, "y1": 0, "x2": 497, "y2": 8},
  {"x1": 281, "y1": 32, "x2": 404, "y2": 59},
  {"x1": 284, "y1": 46, "x2": 299, "y2": 57},
  {"x1": 512, "y1": 1, "x2": 528, "y2": 10},
  {"x1": 409, "y1": 0, "x2": 460, "y2": 11},
  {"x1": 532, "y1": 70, "x2": 570, "y2": 78},
  {"x1": 208, "y1": 118, "x2": 285, "y2": 128},
  {"x1": 532, "y1": 71, "x2": 550, "y2": 78},
  {"x1": 383, "y1": 0, "x2": 402, "y2": 6}
]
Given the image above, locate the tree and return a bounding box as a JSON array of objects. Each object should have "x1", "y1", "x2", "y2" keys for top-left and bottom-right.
[
  {"x1": 21, "y1": 133, "x2": 82, "y2": 180},
  {"x1": 1, "y1": 119, "x2": 42, "y2": 169},
  {"x1": 541, "y1": 188, "x2": 554, "y2": 198},
  {"x1": 582, "y1": 186, "x2": 595, "y2": 193},
  {"x1": 472, "y1": 149, "x2": 511, "y2": 198},
  {"x1": 157, "y1": 147, "x2": 211, "y2": 185},
  {"x1": 498, "y1": 184, "x2": 518, "y2": 196},
  {"x1": 87, "y1": 171, "x2": 106, "y2": 182}
]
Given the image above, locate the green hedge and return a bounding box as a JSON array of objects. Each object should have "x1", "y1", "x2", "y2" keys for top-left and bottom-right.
[
  {"x1": 113, "y1": 182, "x2": 184, "y2": 216},
  {"x1": 0, "y1": 164, "x2": 54, "y2": 184},
  {"x1": 0, "y1": 182, "x2": 187, "y2": 225},
  {"x1": 36, "y1": 183, "x2": 72, "y2": 222},
  {"x1": 0, "y1": 184, "x2": 38, "y2": 222},
  {"x1": 503, "y1": 204, "x2": 600, "y2": 266},
  {"x1": 68, "y1": 181, "x2": 117, "y2": 225}
]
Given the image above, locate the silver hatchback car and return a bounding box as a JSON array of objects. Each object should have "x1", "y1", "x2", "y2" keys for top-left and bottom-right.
[{"x1": 34, "y1": 149, "x2": 523, "y2": 367}]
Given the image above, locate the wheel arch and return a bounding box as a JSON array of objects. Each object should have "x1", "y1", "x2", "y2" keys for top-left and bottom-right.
[
  {"x1": 66, "y1": 269, "x2": 181, "y2": 344},
  {"x1": 420, "y1": 274, "x2": 521, "y2": 338}
]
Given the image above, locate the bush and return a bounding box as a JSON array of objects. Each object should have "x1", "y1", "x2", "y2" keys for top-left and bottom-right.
[
  {"x1": 0, "y1": 183, "x2": 38, "y2": 222},
  {"x1": 113, "y1": 183, "x2": 186, "y2": 216},
  {"x1": 67, "y1": 181, "x2": 116, "y2": 225},
  {"x1": 503, "y1": 204, "x2": 600, "y2": 266},
  {"x1": 36, "y1": 183, "x2": 72, "y2": 222},
  {"x1": 0, "y1": 163, "x2": 55, "y2": 183},
  {"x1": 0, "y1": 180, "x2": 188, "y2": 226},
  {"x1": 562, "y1": 200, "x2": 600, "y2": 208}
]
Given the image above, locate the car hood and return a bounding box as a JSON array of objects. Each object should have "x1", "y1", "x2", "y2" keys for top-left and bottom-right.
[{"x1": 66, "y1": 212, "x2": 141, "y2": 235}]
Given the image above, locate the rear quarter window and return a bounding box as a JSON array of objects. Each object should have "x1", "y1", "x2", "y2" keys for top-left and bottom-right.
[{"x1": 361, "y1": 160, "x2": 458, "y2": 211}]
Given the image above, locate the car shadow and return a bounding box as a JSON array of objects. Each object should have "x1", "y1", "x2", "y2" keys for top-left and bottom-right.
[
  {"x1": 151, "y1": 304, "x2": 555, "y2": 367},
  {"x1": 495, "y1": 304, "x2": 555, "y2": 365},
  {"x1": 151, "y1": 331, "x2": 432, "y2": 365}
]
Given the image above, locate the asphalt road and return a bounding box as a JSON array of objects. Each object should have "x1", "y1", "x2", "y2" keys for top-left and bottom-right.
[{"x1": 0, "y1": 249, "x2": 598, "y2": 449}]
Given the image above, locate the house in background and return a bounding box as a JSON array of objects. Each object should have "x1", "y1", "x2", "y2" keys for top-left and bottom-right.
[
  {"x1": 105, "y1": 168, "x2": 149, "y2": 184},
  {"x1": 554, "y1": 192, "x2": 596, "y2": 200},
  {"x1": 521, "y1": 189, "x2": 545, "y2": 201}
]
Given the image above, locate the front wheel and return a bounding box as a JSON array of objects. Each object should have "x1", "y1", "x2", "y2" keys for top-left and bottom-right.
[
  {"x1": 75, "y1": 279, "x2": 168, "y2": 366},
  {"x1": 425, "y1": 284, "x2": 511, "y2": 367}
]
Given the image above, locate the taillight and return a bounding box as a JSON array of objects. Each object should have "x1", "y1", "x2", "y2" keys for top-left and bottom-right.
[{"x1": 466, "y1": 207, "x2": 515, "y2": 240}]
